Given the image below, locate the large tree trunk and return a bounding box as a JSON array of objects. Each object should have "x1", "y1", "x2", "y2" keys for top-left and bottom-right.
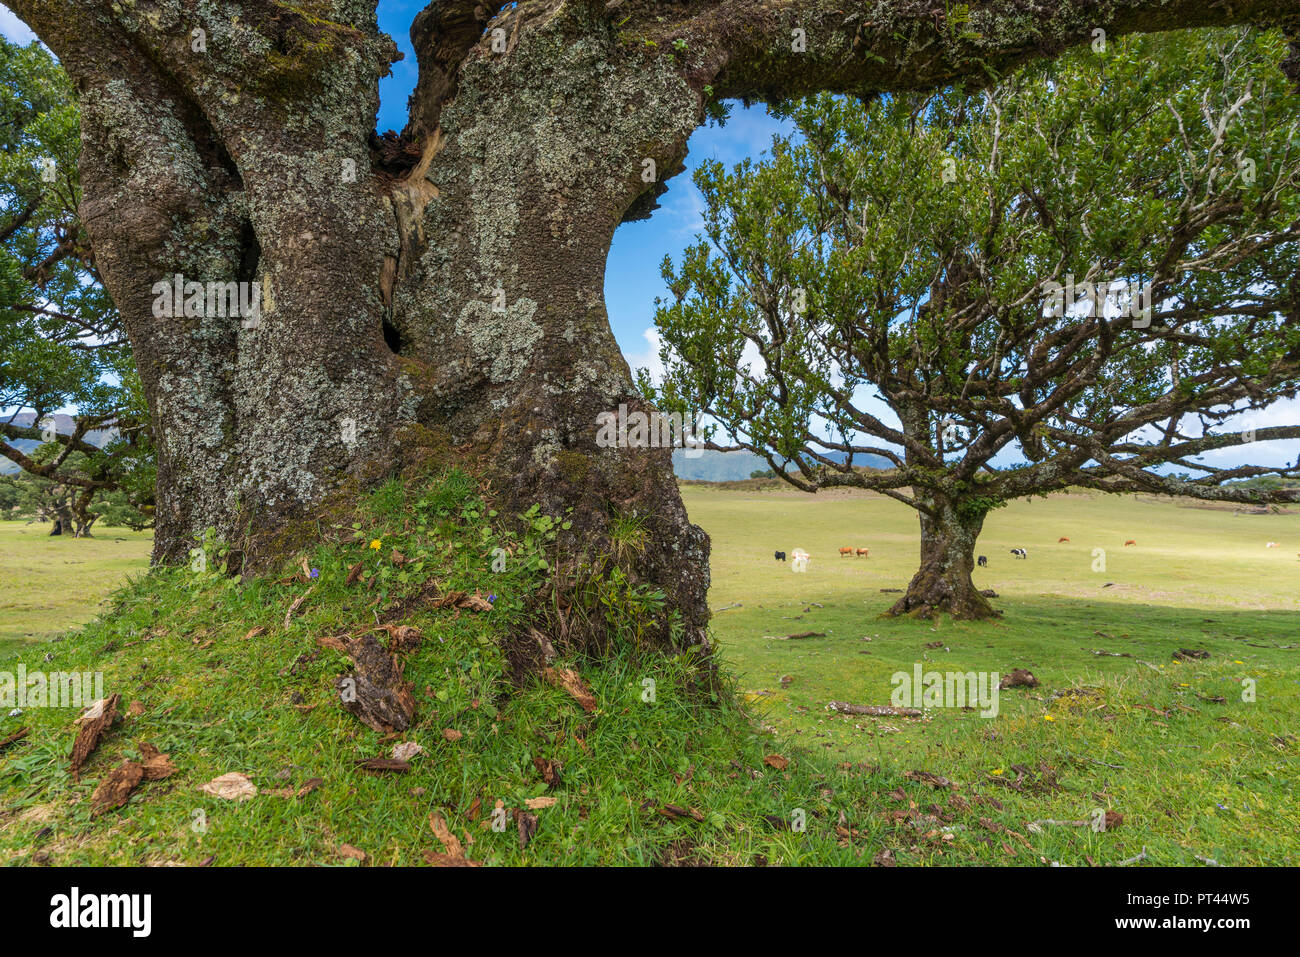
[
  {"x1": 887, "y1": 497, "x2": 997, "y2": 621},
  {"x1": 10, "y1": 0, "x2": 1296, "y2": 651}
]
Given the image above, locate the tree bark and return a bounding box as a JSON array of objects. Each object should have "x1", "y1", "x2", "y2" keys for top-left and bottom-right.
[
  {"x1": 887, "y1": 497, "x2": 997, "y2": 621},
  {"x1": 9, "y1": 0, "x2": 1298, "y2": 649}
]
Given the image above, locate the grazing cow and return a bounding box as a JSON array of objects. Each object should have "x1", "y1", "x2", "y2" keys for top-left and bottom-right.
[
  {"x1": 839, "y1": 546, "x2": 854, "y2": 557},
  {"x1": 774, "y1": 550, "x2": 786, "y2": 561},
  {"x1": 1058, "y1": 537, "x2": 1070, "y2": 543},
  {"x1": 1010, "y1": 548, "x2": 1027, "y2": 559},
  {"x1": 856, "y1": 547, "x2": 870, "y2": 557},
  {"x1": 791, "y1": 549, "x2": 810, "y2": 573},
  {"x1": 1266, "y1": 542, "x2": 1279, "y2": 548},
  {"x1": 977, "y1": 555, "x2": 988, "y2": 567},
  {"x1": 1124, "y1": 539, "x2": 1136, "y2": 546}
]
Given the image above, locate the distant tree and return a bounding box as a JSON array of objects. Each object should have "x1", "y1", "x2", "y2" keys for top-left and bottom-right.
[
  {"x1": 648, "y1": 29, "x2": 1300, "y2": 620},
  {"x1": 0, "y1": 35, "x2": 153, "y2": 530},
  {"x1": 749, "y1": 468, "x2": 776, "y2": 479}
]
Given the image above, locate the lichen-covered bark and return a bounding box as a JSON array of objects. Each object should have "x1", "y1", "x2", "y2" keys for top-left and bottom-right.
[
  {"x1": 887, "y1": 497, "x2": 997, "y2": 620},
  {"x1": 11, "y1": 0, "x2": 1300, "y2": 648}
]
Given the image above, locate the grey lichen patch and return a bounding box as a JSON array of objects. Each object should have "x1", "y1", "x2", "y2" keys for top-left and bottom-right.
[{"x1": 455, "y1": 295, "x2": 543, "y2": 387}]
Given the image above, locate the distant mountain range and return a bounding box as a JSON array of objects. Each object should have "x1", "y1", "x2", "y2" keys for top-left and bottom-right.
[
  {"x1": 671, "y1": 448, "x2": 890, "y2": 482},
  {"x1": 1, "y1": 412, "x2": 117, "y2": 475}
]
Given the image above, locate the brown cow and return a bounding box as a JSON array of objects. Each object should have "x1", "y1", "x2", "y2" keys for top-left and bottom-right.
[
  {"x1": 1124, "y1": 540, "x2": 1136, "y2": 546},
  {"x1": 839, "y1": 547, "x2": 854, "y2": 557},
  {"x1": 1058, "y1": 537, "x2": 1070, "y2": 543},
  {"x1": 856, "y1": 548, "x2": 870, "y2": 557}
]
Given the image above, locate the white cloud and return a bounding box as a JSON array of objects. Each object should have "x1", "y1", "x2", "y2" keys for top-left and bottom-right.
[
  {"x1": 626, "y1": 327, "x2": 665, "y2": 385},
  {"x1": 1198, "y1": 396, "x2": 1300, "y2": 470}
]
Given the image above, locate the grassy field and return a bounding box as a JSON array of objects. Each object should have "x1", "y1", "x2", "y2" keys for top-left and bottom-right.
[
  {"x1": 0, "y1": 479, "x2": 1296, "y2": 865},
  {"x1": 684, "y1": 484, "x2": 1300, "y2": 864},
  {"x1": 0, "y1": 522, "x2": 153, "y2": 655}
]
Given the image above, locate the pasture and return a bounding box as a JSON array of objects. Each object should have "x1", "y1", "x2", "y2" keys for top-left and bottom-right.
[
  {"x1": 1, "y1": 488, "x2": 1297, "y2": 863},
  {"x1": 0, "y1": 521, "x2": 153, "y2": 656},
  {"x1": 683, "y1": 484, "x2": 1300, "y2": 863}
]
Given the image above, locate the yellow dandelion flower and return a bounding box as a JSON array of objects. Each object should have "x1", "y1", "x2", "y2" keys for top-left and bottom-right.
[
  {"x1": 1043, "y1": 715, "x2": 1056, "y2": 722},
  {"x1": 369, "y1": 539, "x2": 382, "y2": 550}
]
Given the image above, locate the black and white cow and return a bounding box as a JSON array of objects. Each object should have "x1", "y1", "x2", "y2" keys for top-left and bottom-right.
[
  {"x1": 1010, "y1": 548, "x2": 1027, "y2": 559},
  {"x1": 977, "y1": 555, "x2": 987, "y2": 567}
]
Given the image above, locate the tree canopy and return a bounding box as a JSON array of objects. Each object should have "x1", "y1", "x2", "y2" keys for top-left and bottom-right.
[
  {"x1": 0, "y1": 35, "x2": 153, "y2": 532},
  {"x1": 648, "y1": 27, "x2": 1300, "y2": 617}
]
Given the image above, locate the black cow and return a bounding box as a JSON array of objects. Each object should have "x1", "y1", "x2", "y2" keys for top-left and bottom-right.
[
  {"x1": 774, "y1": 551, "x2": 786, "y2": 561},
  {"x1": 977, "y1": 555, "x2": 987, "y2": 567}
]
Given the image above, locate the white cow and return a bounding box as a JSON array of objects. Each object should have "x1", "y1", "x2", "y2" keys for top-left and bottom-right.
[
  {"x1": 1267, "y1": 542, "x2": 1280, "y2": 548},
  {"x1": 790, "y1": 548, "x2": 810, "y2": 573}
]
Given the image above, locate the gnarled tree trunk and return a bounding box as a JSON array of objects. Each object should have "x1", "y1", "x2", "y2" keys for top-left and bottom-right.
[
  {"x1": 888, "y1": 497, "x2": 996, "y2": 620},
  {"x1": 10, "y1": 0, "x2": 1296, "y2": 650}
]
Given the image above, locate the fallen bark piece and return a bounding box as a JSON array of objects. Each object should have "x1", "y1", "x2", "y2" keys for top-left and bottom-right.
[
  {"x1": 137, "y1": 742, "x2": 178, "y2": 781},
  {"x1": 345, "y1": 561, "x2": 365, "y2": 586},
  {"x1": 70, "y1": 693, "x2": 121, "y2": 779},
  {"x1": 199, "y1": 772, "x2": 257, "y2": 801},
  {"x1": 766, "y1": 631, "x2": 826, "y2": 640},
  {"x1": 337, "y1": 844, "x2": 366, "y2": 862},
  {"x1": 1116, "y1": 847, "x2": 1148, "y2": 866},
  {"x1": 355, "y1": 757, "x2": 410, "y2": 774},
  {"x1": 903, "y1": 770, "x2": 953, "y2": 789},
  {"x1": 423, "y1": 849, "x2": 481, "y2": 867},
  {"x1": 1173, "y1": 648, "x2": 1210, "y2": 661},
  {"x1": 1026, "y1": 819, "x2": 1089, "y2": 833},
  {"x1": 431, "y1": 590, "x2": 494, "y2": 613},
  {"x1": 827, "y1": 701, "x2": 923, "y2": 717},
  {"x1": 517, "y1": 811, "x2": 539, "y2": 849},
  {"x1": 658, "y1": 804, "x2": 705, "y2": 822},
  {"x1": 543, "y1": 667, "x2": 598, "y2": 713},
  {"x1": 427, "y1": 812, "x2": 475, "y2": 863},
  {"x1": 533, "y1": 757, "x2": 562, "y2": 787},
  {"x1": 525, "y1": 796, "x2": 557, "y2": 810},
  {"x1": 90, "y1": 760, "x2": 144, "y2": 816},
  {"x1": 377, "y1": 624, "x2": 422, "y2": 651},
  {"x1": 999, "y1": 669, "x2": 1039, "y2": 689},
  {"x1": 319, "y1": 632, "x2": 417, "y2": 733},
  {"x1": 763, "y1": 754, "x2": 789, "y2": 771},
  {"x1": 0, "y1": 727, "x2": 29, "y2": 751},
  {"x1": 240, "y1": 626, "x2": 266, "y2": 642},
  {"x1": 442, "y1": 728, "x2": 463, "y2": 742},
  {"x1": 390, "y1": 741, "x2": 424, "y2": 761}
]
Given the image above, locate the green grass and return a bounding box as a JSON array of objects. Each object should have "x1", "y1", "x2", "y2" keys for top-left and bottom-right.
[
  {"x1": 685, "y1": 484, "x2": 1300, "y2": 865},
  {"x1": 0, "y1": 521, "x2": 153, "y2": 655},
  {"x1": 0, "y1": 479, "x2": 1296, "y2": 865}
]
